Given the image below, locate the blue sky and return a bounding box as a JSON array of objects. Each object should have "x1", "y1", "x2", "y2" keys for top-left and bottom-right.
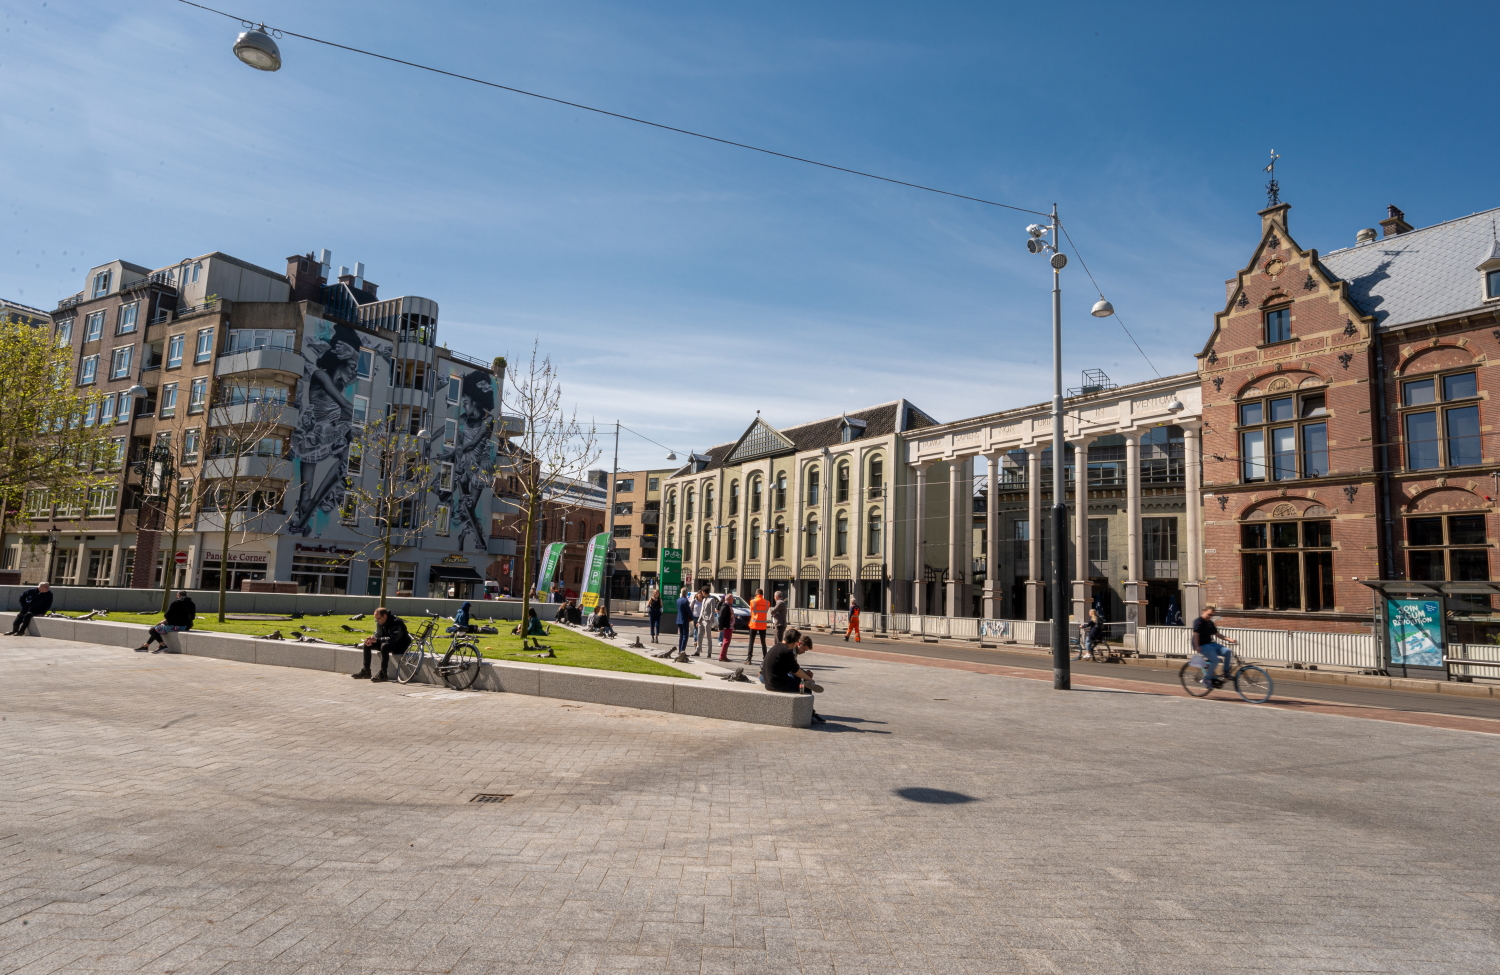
[{"x1": 4, "y1": 0, "x2": 1497, "y2": 469}]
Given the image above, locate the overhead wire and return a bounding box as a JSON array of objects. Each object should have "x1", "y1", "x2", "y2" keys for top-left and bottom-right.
[{"x1": 1057, "y1": 220, "x2": 1161, "y2": 378}]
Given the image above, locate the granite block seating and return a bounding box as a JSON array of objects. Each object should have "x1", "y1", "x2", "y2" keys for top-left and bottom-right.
[{"x1": 1, "y1": 614, "x2": 811, "y2": 727}]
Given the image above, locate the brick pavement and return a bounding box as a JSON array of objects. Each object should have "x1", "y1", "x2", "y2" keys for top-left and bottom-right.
[{"x1": 3, "y1": 634, "x2": 1500, "y2": 974}]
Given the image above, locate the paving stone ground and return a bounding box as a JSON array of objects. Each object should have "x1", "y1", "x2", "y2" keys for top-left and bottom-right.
[{"x1": 3, "y1": 634, "x2": 1499, "y2": 975}]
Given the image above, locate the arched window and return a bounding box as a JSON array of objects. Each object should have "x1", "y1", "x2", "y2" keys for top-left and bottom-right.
[
  {"x1": 685, "y1": 534, "x2": 692, "y2": 563},
  {"x1": 705, "y1": 485, "x2": 715, "y2": 519},
  {"x1": 729, "y1": 480, "x2": 740, "y2": 517},
  {"x1": 666, "y1": 491, "x2": 676, "y2": 522},
  {"x1": 773, "y1": 518, "x2": 785, "y2": 559},
  {"x1": 685, "y1": 488, "x2": 695, "y2": 520},
  {"x1": 836, "y1": 464, "x2": 850, "y2": 503},
  {"x1": 774, "y1": 472, "x2": 787, "y2": 510},
  {"x1": 702, "y1": 525, "x2": 712, "y2": 563},
  {"x1": 727, "y1": 523, "x2": 737, "y2": 560},
  {"x1": 867, "y1": 508, "x2": 883, "y2": 555},
  {"x1": 578, "y1": 522, "x2": 587, "y2": 541},
  {"x1": 869, "y1": 456, "x2": 884, "y2": 499},
  {"x1": 806, "y1": 467, "x2": 820, "y2": 505},
  {"x1": 750, "y1": 476, "x2": 762, "y2": 513},
  {"x1": 749, "y1": 519, "x2": 760, "y2": 560},
  {"x1": 835, "y1": 511, "x2": 849, "y2": 556},
  {"x1": 805, "y1": 516, "x2": 819, "y2": 558}
]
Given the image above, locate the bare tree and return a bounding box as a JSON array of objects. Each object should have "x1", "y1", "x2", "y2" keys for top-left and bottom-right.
[
  {"x1": 340, "y1": 411, "x2": 439, "y2": 606},
  {"x1": 199, "y1": 379, "x2": 297, "y2": 621},
  {"x1": 503, "y1": 341, "x2": 598, "y2": 630}
]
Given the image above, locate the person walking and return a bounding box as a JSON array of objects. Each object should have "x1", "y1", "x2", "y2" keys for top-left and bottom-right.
[
  {"x1": 675, "y1": 587, "x2": 695, "y2": 656},
  {"x1": 354, "y1": 607, "x2": 412, "y2": 683},
  {"x1": 647, "y1": 591, "x2": 663, "y2": 642},
  {"x1": 693, "y1": 585, "x2": 720, "y2": 657},
  {"x1": 716, "y1": 594, "x2": 736, "y2": 661},
  {"x1": 844, "y1": 599, "x2": 861, "y2": 642},
  {"x1": 745, "y1": 588, "x2": 770, "y2": 662},
  {"x1": 770, "y1": 590, "x2": 788, "y2": 644},
  {"x1": 8, "y1": 581, "x2": 52, "y2": 636},
  {"x1": 133, "y1": 591, "x2": 196, "y2": 653}
]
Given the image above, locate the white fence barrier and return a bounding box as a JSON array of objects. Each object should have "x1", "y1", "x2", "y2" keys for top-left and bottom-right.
[
  {"x1": 1137, "y1": 625, "x2": 1380, "y2": 670},
  {"x1": 1450, "y1": 643, "x2": 1500, "y2": 679}
]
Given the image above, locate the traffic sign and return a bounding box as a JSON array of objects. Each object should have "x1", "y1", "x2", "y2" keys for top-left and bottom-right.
[{"x1": 174, "y1": 551, "x2": 189, "y2": 565}]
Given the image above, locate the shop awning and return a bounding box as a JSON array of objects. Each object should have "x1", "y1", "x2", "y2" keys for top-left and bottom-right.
[{"x1": 429, "y1": 565, "x2": 485, "y2": 582}]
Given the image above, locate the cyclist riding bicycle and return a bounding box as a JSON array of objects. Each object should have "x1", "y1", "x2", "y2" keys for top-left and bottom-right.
[{"x1": 1191, "y1": 606, "x2": 1237, "y2": 688}]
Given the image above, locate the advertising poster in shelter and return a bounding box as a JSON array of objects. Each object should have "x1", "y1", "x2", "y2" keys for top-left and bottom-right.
[
  {"x1": 537, "y1": 542, "x2": 565, "y2": 596},
  {"x1": 579, "y1": 533, "x2": 610, "y2": 609},
  {"x1": 1385, "y1": 597, "x2": 1444, "y2": 669}
]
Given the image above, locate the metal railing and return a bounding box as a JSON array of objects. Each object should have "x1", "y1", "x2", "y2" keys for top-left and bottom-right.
[
  {"x1": 1137, "y1": 625, "x2": 1380, "y2": 670},
  {"x1": 1448, "y1": 643, "x2": 1500, "y2": 680}
]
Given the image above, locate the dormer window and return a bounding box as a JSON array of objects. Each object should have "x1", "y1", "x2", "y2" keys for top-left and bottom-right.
[
  {"x1": 839, "y1": 417, "x2": 867, "y2": 443},
  {"x1": 1488, "y1": 269, "x2": 1500, "y2": 300},
  {"x1": 1264, "y1": 307, "x2": 1291, "y2": 344},
  {"x1": 1475, "y1": 240, "x2": 1500, "y2": 301}
]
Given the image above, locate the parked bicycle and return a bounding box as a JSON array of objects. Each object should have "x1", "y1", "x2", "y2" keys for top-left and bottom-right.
[
  {"x1": 1178, "y1": 646, "x2": 1273, "y2": 703},
  {"x1": 396, "y1": 618, "x2": 482, "y2": 690}
]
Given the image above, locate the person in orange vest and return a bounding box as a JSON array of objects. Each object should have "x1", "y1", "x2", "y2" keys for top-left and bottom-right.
[
  {"x1": 745, "y1": 588, "x2": 771, "y2": 663},
  {"x1": 844, "y1": 599, "x2": 861, "y2": 642}
]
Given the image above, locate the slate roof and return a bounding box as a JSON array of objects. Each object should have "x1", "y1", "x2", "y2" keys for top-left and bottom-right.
[
  {"x1": 669, "y1": 399, "x2": 939, "y2": 477},
  {"x1": 1319, "y1": 206, "x2": 1500, "y2": 330}
]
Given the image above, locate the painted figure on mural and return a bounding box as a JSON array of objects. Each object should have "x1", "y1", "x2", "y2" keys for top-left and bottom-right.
[
  {"x1": 288, "y1": 321, "x2": 361, "y2": 536},
  {"x1": 433, "y1": 369, "x2": 496, "y2": 550}
]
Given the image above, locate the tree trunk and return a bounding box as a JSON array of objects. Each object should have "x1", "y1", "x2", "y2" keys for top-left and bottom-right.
[{"x1": 216, "y1": 457, "x2": 242, "y2": 623}]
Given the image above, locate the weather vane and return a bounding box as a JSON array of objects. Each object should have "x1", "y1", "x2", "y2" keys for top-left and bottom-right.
[{"x1": 1264, "y1": 149, "x2": 1281, "y2": 207}]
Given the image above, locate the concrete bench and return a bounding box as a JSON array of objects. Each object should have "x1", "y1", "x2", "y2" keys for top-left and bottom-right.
[{"x1": 4, "y1": 614, "x2": 812, "y2": 728}]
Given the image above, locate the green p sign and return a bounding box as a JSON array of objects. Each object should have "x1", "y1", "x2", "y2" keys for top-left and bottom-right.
[{"x1": 658, "y1": 547, "x2": 683, "y2": 604}]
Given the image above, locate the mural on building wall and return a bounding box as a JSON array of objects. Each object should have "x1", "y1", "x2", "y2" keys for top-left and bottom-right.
[
  {"x1": 289, "y1": 321, "x2": 384, "y2": 537},
  {"x1": 432, "y1": 368, "x2": 496, "y2": 552}
]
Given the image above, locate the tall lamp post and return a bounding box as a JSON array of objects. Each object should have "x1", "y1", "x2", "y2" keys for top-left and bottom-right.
[{"x1": 1025, "y1": 207, "x2": 1114, "y2": 690}]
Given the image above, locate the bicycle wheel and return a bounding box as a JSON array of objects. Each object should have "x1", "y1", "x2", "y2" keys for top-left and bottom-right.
[
  {"x1": 439, "y1": 642, "x2": 481, "y2": 690},
  {"x1": 395, "y1": 644, "x2": 425, "y2": 684},
  {"x1": 1179, "y1": 662, "x2": 1212, "y2": 697},
  {"x1": 1234, "y1": 664, "x2": 1274, "y2": 703},
  {"x1": 1071, "y1": 639, "x2": 1084, "y2": 661}
]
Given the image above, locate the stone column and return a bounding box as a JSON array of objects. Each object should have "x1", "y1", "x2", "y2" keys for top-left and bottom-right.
[
  {"x1": 1025, "y1": 447, "x2": 1043, "y2": 620},
  {"x1": 821, "y1": 450, "x2": 833, "y2": 610},
  {"x1": 791, "y1": 460, "x2": 805, "y2": 607},
  {"x1": 1124, "y1": 432, "x2": 1145, "y2": 633},
  {"x1": 947, "y1": 459, "x2": 963, "y2": 618},
  {"x1": 984, "y1": 453, "x2": 1000, "y2": 619},
  {"x1": 110, "y1": 542, "x2": 122, "y2": 587},
  {"x1": 913, "y1": 463, "x2": 928, "y2": 616},
  {"x1": 1181, "y1": 422, "x2": 1205, "y2": 619},
  {"x1": 1073, "y1": 436, "x2": 1096, "y2": 623}
]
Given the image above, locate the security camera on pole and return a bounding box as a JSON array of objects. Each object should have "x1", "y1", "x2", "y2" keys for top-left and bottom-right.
[{"x1": 1025, "y1": 209, "x2": 1114, "y2": 690}]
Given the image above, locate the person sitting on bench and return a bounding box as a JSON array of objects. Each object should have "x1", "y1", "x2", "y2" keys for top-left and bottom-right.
[{"x1": 134, "y1": 591, "x2": 196, "y2": 653}]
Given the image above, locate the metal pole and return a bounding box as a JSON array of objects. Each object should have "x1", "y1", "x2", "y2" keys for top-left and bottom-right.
[
  {"x1": 603, "y1": 421, "x2": 620, "y2": 613},
  {"x1": 1049, "y1": 203, "x2": 1071, "y2": 690}
]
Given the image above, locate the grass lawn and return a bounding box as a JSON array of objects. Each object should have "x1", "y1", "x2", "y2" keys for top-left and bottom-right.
[{"x1": 78, "y1": 611, "x2": 694, "y2": 679}]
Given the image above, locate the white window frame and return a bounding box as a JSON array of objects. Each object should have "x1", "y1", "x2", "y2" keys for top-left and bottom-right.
[
  {"x1": 194, "y1": 328, "x2": 214, "y2": 364},
  {"x1": 166, "y1": 334, "x2": 185, "y2": 368},
  {"x1": 84, "y1": 311, "x2": 104, "y2": 342},
  {"x1": 117, "y1": 301, "x2": 139, "y2": 334},
  {"x1": 188, "y1": 377, "x2": 208, "y2": 413},
  {"x1": 91, "y1": 270, "x2": 111, "y2": 297},
  {"x1": 440, "y1": 462, "x2": 454, "y2": 491},
  {"x1": 55, "y1": 320, "x2": 73, "y2": 347},
  {"x1": 435, "y1": 505, "x2": 451, "y2": 536},
  {"x1": 182, "y1": 427, "x2": 201, "y2": 464},
  {"x1": 159, "y1": 382, "x2": 179, "y2": 418},
  {"x1": 443, "y1": 418, "x2": 458, "y2": 447},
  {"x1": 78, "y1": 355, "x2": 98, "y2": 386},
  {"x1": 447, "y1": 370, "x2": 461, "y2": 404},
  {"x1": 352, "y1": 395, "x2": 369, "y2": 426},
  {"x1": 109, "y1": 346, "x2": 133, "y2": 380}
]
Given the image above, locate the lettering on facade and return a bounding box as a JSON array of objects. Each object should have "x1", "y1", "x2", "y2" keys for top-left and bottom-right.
[
  {"x1": 441, "y1": 554, "x2": 469, "y2": 564},
  {"x1": 203, "y1": 551, "x2": 269, "y2": 564}
]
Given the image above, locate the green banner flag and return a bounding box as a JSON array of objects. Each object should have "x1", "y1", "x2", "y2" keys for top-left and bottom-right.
[
  {"x1": 658, "y1": 547, "x2": 682, "y2": 604},
  {"x1": 580, "y1": 533, "x2": 610, "y2": 609},
  {"x1": 537, "y1": 541, "x2": 565, "y2": 596}
]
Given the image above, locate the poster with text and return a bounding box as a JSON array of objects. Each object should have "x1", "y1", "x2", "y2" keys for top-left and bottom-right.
[
  {"x1": 579, "y1": 533, "x2": 610, "y2": 609},
  {"x1": 537, "y1": 542, "x2": 565, "y2": 596},
  {"x1": 1386, "y1": 597, "x2": 1444, "y2": 668},
  {"x1": 658, "y1": 548, "x2": 683, "y2": 604}
]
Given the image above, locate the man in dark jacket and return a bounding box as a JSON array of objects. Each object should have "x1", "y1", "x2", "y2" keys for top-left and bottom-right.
[
  {"x1": 675, "y1": 590, "x2": 694, "y2": 657},
  {"x1": 355, "y1": 607, "x2": 412, "y2": 683},
  {"x1": 9, "y1": 582, "x2": 53, "y2": 635},
  {"x1": 134, "y1": 592, "x2": 196, "y2": 653}
]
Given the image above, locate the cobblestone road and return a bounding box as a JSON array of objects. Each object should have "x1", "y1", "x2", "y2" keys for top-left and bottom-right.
[{"x1": 4, "y1": 634, "x2": 1499, "y2": 974}]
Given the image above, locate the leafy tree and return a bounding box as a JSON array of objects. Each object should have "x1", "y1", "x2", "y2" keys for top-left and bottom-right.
[{"x1": 0, "y1": 319, "x2": 117, "y2": 564}]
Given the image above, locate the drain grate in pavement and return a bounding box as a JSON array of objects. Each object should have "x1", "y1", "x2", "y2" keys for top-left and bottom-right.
[{"x1": 469, "y1": 793, "x2": 513, "y2": 804}]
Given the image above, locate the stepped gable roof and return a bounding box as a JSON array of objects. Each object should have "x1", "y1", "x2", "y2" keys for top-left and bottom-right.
[
  {"x1": 1320, "y1": 206, "x2": 1500, "y2": 330},
  {"x1": 673, "y1": 400, "x2": 939, "y2": 477}
]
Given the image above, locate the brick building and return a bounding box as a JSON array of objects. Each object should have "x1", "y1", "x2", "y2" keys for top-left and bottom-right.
[
  {"x1": 595, "y1": 468, "x2": 675, "y2": 598},
  {"x1": 1199, "y1": 200, "x2": 1500, "y2": 639}
]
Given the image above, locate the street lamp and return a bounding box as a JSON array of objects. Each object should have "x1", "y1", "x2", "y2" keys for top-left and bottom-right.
[
  {"x1": 1026, "y1": 207, "x2": 1114, "y2": 691},
  {"x1": 234, "y1": 26, "x2": 283, "y2": 72}
]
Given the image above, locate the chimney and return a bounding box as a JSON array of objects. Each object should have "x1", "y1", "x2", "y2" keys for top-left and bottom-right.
[
  {"x1": 1355, "y1": 228, "x2": 1378, "y2": 244},
  {"x1": 318, "y1": 248, "x2": 332, "y2": 280},
  {"x1": 285, "y1": 252, "x2": 326, "y2": 303},
  {"x1": 352, "y1": 261, "x2": 365, "y2": 290},
  {"x1": 1380, "y1": 205, "x2": 1413, "y2": 238}
]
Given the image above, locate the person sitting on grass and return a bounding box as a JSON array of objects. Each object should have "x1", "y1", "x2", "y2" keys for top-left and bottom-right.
[
  {"x1": 134, "y1": 591, "x2": 196, "y2": 654},
  {"x1": 588, "y1": 606, "x2": 616, "y2": 639},
  {"x1": 445, "y1": 600, "x2": 473, "y2": 635},
  {"x1": 511, "y1": 607, "x2": 546, "y2": 637},
  {"x1": 354, "y1": 607, "x2": 411, "y2": 683}
]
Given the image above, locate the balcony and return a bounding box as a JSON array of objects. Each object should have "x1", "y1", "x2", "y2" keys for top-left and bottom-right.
[
  {"x1": 215, "y1": 347, "x2": 304, "y2": 379},
  {"x1": 640, "y1": 510, "x2": 660, "y2": 525},
  {"x1": 196, "y1": 510, "x2": 288, "y2": 535},
  {"x1": 203, "y1": 454, "x2": 291, "y2": 480},
  {"x1": 208, "y1": 402, "x2": 300, "y2": 429},
  {"x1": 498, "y1": 414, "x2": 526, "y2": 436}
]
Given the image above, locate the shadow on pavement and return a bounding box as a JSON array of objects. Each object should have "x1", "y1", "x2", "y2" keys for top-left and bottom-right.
[{"x1": 894, "y1": 787, "x2": 978, "y2": 804}]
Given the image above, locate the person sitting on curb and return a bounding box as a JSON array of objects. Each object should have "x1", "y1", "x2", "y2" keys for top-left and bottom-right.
[
  {"x1": 795, "y1": 634, "x2": 828, "y2": 724},
  {"x1": 134, "y1": 591, "x2": 196, "y2": 653},
  {"x1": 354, "y1": 607, "x2": 412, "y2": 682},
  {"x1": 8, "y1": 581, "x2": 53, "y2": 636},
  {"x1": 758, "y1": 628, "x2": 826, "y2": 724}
]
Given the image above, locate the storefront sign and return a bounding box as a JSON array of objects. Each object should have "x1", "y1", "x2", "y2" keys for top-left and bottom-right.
[
  {"x1": 295, "y1": 543, "x2": 356, "y2": 556},
  {"x1": 579, "y1": 533, "x2": 609, "y2": 610},
  {"x1": 537, "y1": 542, "x2": 565, "y2": 595},
  {"x1": 441, "y1": 554, "x2": 469, "y2": 564},
  {"x1": 1386, "y1": 597, "x2": 1444, "y2": 668},
  {"x1": 659, "y1": 548, "x2": 682, "y2": 604},
  {"x1": 203, "y1": 551, "x2": 270, "y2": 564}
]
